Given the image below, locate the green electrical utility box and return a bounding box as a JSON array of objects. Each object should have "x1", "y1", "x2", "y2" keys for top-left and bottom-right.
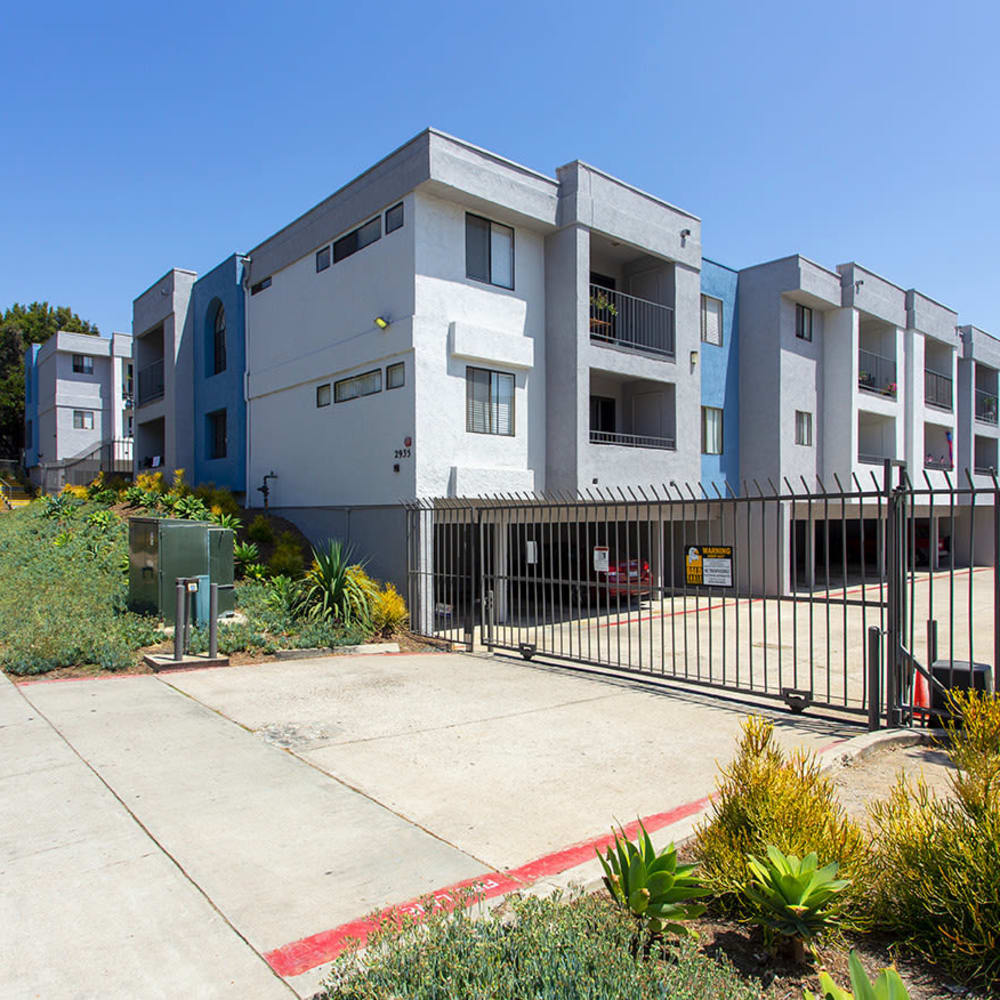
[{"x1": 128, "y1": 517, "x2": 234, "y2": 624}]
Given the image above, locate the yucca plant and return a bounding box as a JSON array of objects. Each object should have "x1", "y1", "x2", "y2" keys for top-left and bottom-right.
[
  {"x1": 745, "y1": 845, "x2": 849, "y2": 960},
  {"x1": 805, "y1": 950, "x2": 910, "y2": 1000},
  {"x1": 596, "y1": 820, "x2": 709, "y2": 935},
  {"x1": 299, "y1": 540, "x2": 375, "y2": 626}
]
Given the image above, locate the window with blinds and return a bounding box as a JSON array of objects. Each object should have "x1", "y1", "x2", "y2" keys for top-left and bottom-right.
[
  {"x1": 334, "y1": 369, "x2": 382, "y2": 402},
  {"x1": 700, "y1": 295, "x2": 723, "y2": 346},
  {"x1": 701, "y1": 406, "x2": 723, "y2": 454},
  {"x1": 466, "y1": 367, "x2": 514, "y2": 436}
]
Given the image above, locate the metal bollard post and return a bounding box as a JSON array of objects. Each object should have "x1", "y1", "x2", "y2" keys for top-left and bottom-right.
[
  {"x1": 209, "y1": 583, "x2": 219, "y2": 660},
  {"x1": 867, "y1": 626, "x2": 881, "y2": 732},
  {"x1": 174, "y1": 580, "x2": 186, "y2": 661}
]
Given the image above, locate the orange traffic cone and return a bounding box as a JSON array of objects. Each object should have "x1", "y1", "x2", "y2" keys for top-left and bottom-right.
[{"x1": 913, "y1": 669, "x2": 930, "y2": 724}]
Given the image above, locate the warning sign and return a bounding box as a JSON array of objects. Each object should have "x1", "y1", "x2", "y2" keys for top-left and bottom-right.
[
  {"x1": 685, "y1": 545, "x2": 733, "y2": 587},
  {"x1": 593, "y1": 546, "x2": 609, "y2": 573}
]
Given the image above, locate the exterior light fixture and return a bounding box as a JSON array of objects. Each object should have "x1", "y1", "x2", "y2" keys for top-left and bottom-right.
[
  {"x1": 690, "y1": 350, "x2": 699, "y2": 369},
  {"x1": 374, "y1": 316, "x2": 390, "y2": 330},
  {"x1": 680, "y1": 228, "x2": 691, "y2": 247}
]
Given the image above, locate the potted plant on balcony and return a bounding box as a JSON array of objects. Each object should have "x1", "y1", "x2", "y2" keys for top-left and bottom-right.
[
  {"x1": 858, "y1": 370, "x2": 875, "y2": 390},
  {"x1": 882, "y1": 380, "x2": 897, "y2": 397},
  {"x1": 590, "y1": 291, "x2": 618, "y2": 340}
]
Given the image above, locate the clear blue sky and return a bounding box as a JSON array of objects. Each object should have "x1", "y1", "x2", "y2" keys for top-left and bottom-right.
[{"x1": 3, "y1": 0, "x2": 997, "y2": 337}]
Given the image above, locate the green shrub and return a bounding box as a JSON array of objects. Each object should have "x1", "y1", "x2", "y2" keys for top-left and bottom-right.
[
  {"x1": 300, "y1": 540, "x2": 375, "y2": 626},
  {"x1": 805, "y1": 950, "x2": 911, "y2": 1000},
  {"x1": 0, "y1": 503, "x2": 169, "y2": 675},
  {"x1": 370, "y1": 582, "x2": 409, "y2": 635},
  {"x1": 745, "y1": 846, "x2": 849, "y2": 959},
  {"x1": 863, "y1": 774, "x2": 1000, "y2": 989},
  {"x1": 247, "y1": 514, "x2": 274, "y2": 544},
  {"x1": 269, "y1": 541, "x2": 305, "y2": 578},
  {"x1": 322, "y1": 892, "x2": 765, "y2": 1000},
  {"x1": 692, "y1": 716, "x2": 865, "y2": 919},
  {"x1": 597, "y1": 821, "x2": 708, "y2": 935},
  {"x1": 193, "y1": 483, "x2": 241, "y2": 516}
]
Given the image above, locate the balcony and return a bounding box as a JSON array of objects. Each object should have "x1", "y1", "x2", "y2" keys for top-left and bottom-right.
[
  {"x1": 137, "y1": 359, "x2": 165, "y2": 406},
  {"x1": 976, "y1": 388, "x2": 998, "y2": 425},
  {"x1": 925, "y1": 456, "x2": 953, "y2": 471},
  {"x1": 858, "y1": 453, "x2": 892, "y2": 466},
  {"x1": 924, "y1": 369, "x2": 953, "y2": 411},
  {"x1": 858, "y1": 349, "x2": 897, "y2": 398},
  {"x1": 590, "y1": 429, "x2": 676, "y2": 450},
  {"x1": 589, "y1": 285, "x2": 675, "y2": 359}
]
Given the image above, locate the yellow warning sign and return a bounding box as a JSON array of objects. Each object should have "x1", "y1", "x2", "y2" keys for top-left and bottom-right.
[{"x1": 685, "y1": 545, "x2": 733, "y2": 587}]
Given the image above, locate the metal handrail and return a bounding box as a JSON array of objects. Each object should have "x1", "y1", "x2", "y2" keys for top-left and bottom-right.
[
  {"x1": 590, "y1": 429, "x2": 676, "y2": 450},
  {"x1": 975, "y1": 387, "x2": 999, "y2": 425},
  {"x1": 589, "y1": 284, "x2": 675, "y2": 358},
  {"x1": 924, "y1": 369, "x2": 953, "y2": 411},
  {"x1": 858, "y1": 349, "x2": 897, "y2": 397},
  {"x1": 137, "y1": 359, "x2": 165, "y2": 406},
  {"x1": 858, "y1": 452, "x2": 891, "y2": 465}
]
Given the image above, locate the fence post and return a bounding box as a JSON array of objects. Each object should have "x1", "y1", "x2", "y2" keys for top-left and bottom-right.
[
  {"x1": 867, "y1": 626, "x2": 882, "y2": 732},
  {"x1": 462, "y1": 515, "x2": 474, "y2": 652},
  {"x1": 174, "y1": 580, "x2": 186, "y2": 661}
]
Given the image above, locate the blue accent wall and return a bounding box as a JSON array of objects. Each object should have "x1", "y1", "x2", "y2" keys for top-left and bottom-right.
[
  {"x1": 700, "y1": 259, "x2": 739, "y2": 492},
  {"x1": 191, "y1": 254, "x2": 246, "y2": 495},
  {"x1": 23, "y1": 344, "x2": 40, "y2": 467}
]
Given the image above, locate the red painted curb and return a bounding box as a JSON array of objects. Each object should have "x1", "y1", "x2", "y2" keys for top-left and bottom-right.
[{"x1": 263, "y1": 794, "x2": 711, "y2": 978}]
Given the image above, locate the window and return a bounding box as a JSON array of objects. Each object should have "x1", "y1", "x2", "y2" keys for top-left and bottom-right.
[
  {"x1": 212, "y1": 305, "x2": 227, "y2": 375},
  {"x1": 208, "y1": 409, "x2": 227, "y2": 459},
  {"x1": 795, "y1": 410, "x2": 813, "y2": 446},
  {"x1": 700, "y1": 295, "x2": 723, "y2": 346},
  {"x1": 385, "y1": 202, "x2": 404, "y2": 233},
  {"x1": 72, "y1": 354, "x2": 94, "y2": 374},
  {"x1": 465, "y1": 214, "x2": 514, "y2": 289},
  {"x1": 333, "y1": 217, "x2": 381, "y2": 264},
  {"x1": 73, "y1": 410, "x2": 94, "y2": 430},
  {"x1": 796, "y1": 304, "x2": 813, "y2": 341},
  {"x1": 466, "y1": 367, "x2": 514, "y2": 435},
  {"x1": 316, "y1": 383, "x2": 331, "y2": 407},
  {"x1": 386, "y1": 362, "x2": 405, "y2": 389},
  {"x1": 250, "y1": 276, "x2": 271, "y2": 295},
  {"x1": 316, "y1": 246, "x2": 330, "y2": 272},
  {"x1": 126, "y1": 414, "x2": 134, "y2": 438},
  {"x1": 125, "y1": 363, "x2": 134, "y2": 399},
  {"x1": 334, "y1": 369, "x2": 382, "y2": 402},
  {"x1": 590, "y1": 396, "x2": 616, "y2": 434},
  {"x1": 701, "y1": 406, "x2": 723, "y2": 454}
]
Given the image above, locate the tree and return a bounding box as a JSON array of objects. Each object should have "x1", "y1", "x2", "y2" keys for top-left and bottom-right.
[{"x1": 0, "y1": 303, "x2": 100, "y2": 459}]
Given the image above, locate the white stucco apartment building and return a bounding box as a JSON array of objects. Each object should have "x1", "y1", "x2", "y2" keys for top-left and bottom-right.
[
  {"x1": 242, "y1": 129, "x2": 704, "y2": 581},
  {"x1": 24, "y1": 331, "x2": 133, "y2": 489}
]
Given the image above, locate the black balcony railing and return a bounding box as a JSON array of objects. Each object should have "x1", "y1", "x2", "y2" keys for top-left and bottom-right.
[
  {"x1": 137, "y1": 359, "x2": 165, "y2": 406},
  {"x1": 589, "y1": 284, "x2": 675, "y2": 358},
  {"x1": 590, "y1": 429, "x2": 676, "y2": 450},
  {"x1": 924, "y1": 369, "x2": 953, "y2": 411},
  {"x1": 975, "y1": 388, "x2": 999, "y2": 425},
  {"x1": 858, "y1": 349, "x2": 897, "y2": 397}
]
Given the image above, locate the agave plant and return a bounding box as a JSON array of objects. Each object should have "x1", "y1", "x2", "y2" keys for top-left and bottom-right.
[
  {"x1": 745, "y1": 846, "x2": 849, "y2": 958},
  {"x1": 596, "y1": 821, "x2": 709, "y2": 935},
  {"x1": 234, "y1": 541, "x2": 260, "y2": 570},
  {"x1": 173, "y1": 495, "x2": 209, "y2": 520},
  {"x1": 804, "y1": 950, "x2": 910, "y2": 1000},
  {"x1": 299, "y1": 540, "x2": 375, "y2": 626},
  {"x1": 242, "y1": 562, "x2": 271, "y2": 582},
  {"x1": 209, "y1": 510, "x2": 243, "y2": 531}
]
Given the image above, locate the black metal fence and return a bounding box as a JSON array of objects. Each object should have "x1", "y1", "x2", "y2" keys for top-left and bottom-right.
[{"x1": 405, "y1": 464, "x2": 999, "y2": 728}]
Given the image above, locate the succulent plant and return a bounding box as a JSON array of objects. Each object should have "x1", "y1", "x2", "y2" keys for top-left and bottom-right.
[
  {"x1": 804, "y1": 950, "x2": 910, "y2": 1000},
  {"x1": 596, "y1": 820, "x2": 709, "y2": 935}
]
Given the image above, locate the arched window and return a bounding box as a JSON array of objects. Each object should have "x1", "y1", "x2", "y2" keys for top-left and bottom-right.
[{"x1": 213, "y1": 305, "x2": 227, "y2": 374}]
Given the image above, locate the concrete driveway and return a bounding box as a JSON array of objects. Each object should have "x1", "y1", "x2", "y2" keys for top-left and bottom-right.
[{"x1": 3, "y1": 651, "x2": 856, "y2": 998}]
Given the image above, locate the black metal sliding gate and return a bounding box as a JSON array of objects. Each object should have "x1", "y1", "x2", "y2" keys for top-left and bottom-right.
[{"x1": 405, "y1": 464, "x2": 999, "y2": 726}]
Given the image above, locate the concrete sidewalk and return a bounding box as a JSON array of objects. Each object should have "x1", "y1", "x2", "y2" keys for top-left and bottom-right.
[
  {"x1": 0, "y1": 673, "x2": 295, "y2": 1000},
  {"x1": 6, "y1": 652, "x2": 857, "y2": 997}
]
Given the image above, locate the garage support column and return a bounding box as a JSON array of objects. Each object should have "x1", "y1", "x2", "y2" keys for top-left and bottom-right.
[
  {"x1": 877, "y1": 517, "x2": 886, "y2": 579},
  {"x1": 493, "y1": 523, "x2": 509, "y2": 625},
  {"x1": 650, "y1": 518, "x2": 664, "y2": 596},
  {"x1": 417, "y1": 508, "x2": 434, "y2": 636},
  {"x1": 804, "y1": 518, "x2": 816, "y2": 591},
  {"x1": 931, "y1": 515, "x2": 941, "y2": 572}
]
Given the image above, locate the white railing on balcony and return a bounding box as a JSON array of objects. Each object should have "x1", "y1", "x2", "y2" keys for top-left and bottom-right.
[
  {"x1": 590, "y1": 429, "x2": 676, "y2": 450},
  {"x1": 589, "y1": 284, "x2": 675, "y2": 358}
]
